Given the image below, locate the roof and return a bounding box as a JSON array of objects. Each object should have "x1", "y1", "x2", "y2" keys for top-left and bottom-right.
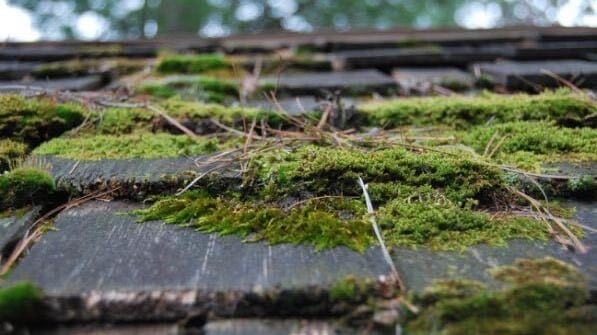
[{"x1": 0, "y1": 26, "x2": 595, "y2": 333}]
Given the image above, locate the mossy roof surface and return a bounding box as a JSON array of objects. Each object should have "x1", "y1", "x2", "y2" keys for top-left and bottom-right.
[{"x1": 33, "y1": 132, "x2": 230, "y2": 160}]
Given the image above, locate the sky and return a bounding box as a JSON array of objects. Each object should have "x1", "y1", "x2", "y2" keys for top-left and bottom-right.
[{"x1": 0, "y1": 0, "x2": 595, "y2": 41}]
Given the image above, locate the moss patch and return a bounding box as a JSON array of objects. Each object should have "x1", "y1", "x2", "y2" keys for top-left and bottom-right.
[
  {"x1": 33, "y1": 58, "x2": 144, "y2": 78},
  {"x1": 139, "y1": 76, "x2": 239, "y2": 103},
  {"x1": 159, "y1": 98, "x2": 284, "y2": 125},
  {"x1": 378, "y1": 196, "x2": 547, "y2": 251},
  {"x1": 458, "y1": 121, "x2": 597, "y2": 171},
  {"x1": 134, "y1": 191, "x2": 373, "y2": 251},
  {"x1": 0, "y1": 94, "x2": 86, "y2": 146},
  {"x1": 329, "y1": 275, "x2": 376, "y2": 303},
  {"x1": 134, "y1": 145, "x2": 553, "y2": 251},
  {"x1": 34, "y1": 132, "x2": 227, "y2": 160},
  {"x1": 0, "y1": 139, "x2": 27, "y2": 172},
  {"x1": 156, "y1": 54, "x2": 229, "y2": 74},
  {"x1": 0, "y1": 282, "x2": 43, "y2": 323},
  {"x1": 407, "y1": 257, "x2": 593, "y2": 335},
  {"x1": 254, "y1": 145, "x2": 503, "y2": 205},
  {"x1": 359, "y1": 90, "x2": 596, "y2": 129},
  {"x1": 96, "y1": 108, "x2": 154, "y2": 135},
  {"x1": 0, "y1": 168, "x2": 55, "y2": 210}
]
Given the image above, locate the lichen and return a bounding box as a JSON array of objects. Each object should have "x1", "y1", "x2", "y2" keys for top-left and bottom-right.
[
  {"x1": 0, "y1": 282, "x2": 43, "y2": 323},
  {"x1": 156, "y1": 54, "x2": 230, "y2": 74},
  {"x1": 0, "y1": 94, "x2": 86, "y2": 146},
  {"x1": 0, "y1": 139, "x2": 27, "y2": 172},
  {"x1": 0, "y1": 167, "x2": 55, "y2": 210},
  {"x1": 359, "y1": 89, "x2": 596, "y2": 129},
  {"x1": 406, "y1": 257, "x2": 593, "y2": 335},
  {"x1": 33, "y1": 132, "x2": 228, "y2": 160}
]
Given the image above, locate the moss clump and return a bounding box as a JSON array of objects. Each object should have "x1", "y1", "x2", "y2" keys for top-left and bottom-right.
[
  {"x1": 256, "y1": 146, "x2": 503, "y2": 205},
  {"x1": 139, "y1": 76, "x2": 239, "y2": 103},
  {"x1": 378, "y1": 196, "x2": 548, "y2": 250},
  {"x1": 134, "y1": 191, "x2": 373, "y2": 251},
  {"x1": 96, "y1": 108, "x2": 154, "y2": 135},
  {"x1": 34, "y1": 132, "x2": 225, "y2": 160},
  {"x1": 459, "y1": 121, "x2": 597, "y2": 171},
  {"x1": 0, "y1": 282, "x2": 43, "y2": 323},
  {"x1": 156, "y1": 54, "x2": 229, "y2": 74},
  {"x1": 329, "y1": 275, "x2": 376, "y2": 303},
  {"x1": 359, "y1": 89, "x2": 596, "y2": 129},
  {"x1": 0, "y1": 94, "x2": 86, "y2": 146},
  {"x1": 33, "y1": 58, "x2": 144, "y2": 78},
  {"x1": 0, "y1": 139, "x2": 27, "y2": 172},
  {"x1": 159, "y1": 98, "x2": 283, "y2": 125},
  {"x1": 0, "y1": 168, "x2": 55, "y2": 210},
  {"x1": 138, "y1": 83, "x2": 179, "y2": 99},
  {"x1": 407, "y1": 257, "x2": 593, "y2": 335},
  {"x1": 135, "y1": 145, "x2": 554, "y2": 251}
]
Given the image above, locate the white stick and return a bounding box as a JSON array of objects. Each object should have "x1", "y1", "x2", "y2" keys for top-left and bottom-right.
[{"x1": 358, "y1": 177, "x2": 405, "y2": 291}]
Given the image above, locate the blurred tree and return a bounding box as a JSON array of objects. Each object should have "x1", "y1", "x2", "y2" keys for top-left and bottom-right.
[{"x1": 8, "y1": 0, "x2": 596, "y2": 40}]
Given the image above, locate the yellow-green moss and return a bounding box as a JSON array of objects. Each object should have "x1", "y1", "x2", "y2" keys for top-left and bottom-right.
[
  {"x1": 458, "y1": 121, "x2": 597, "y2": 171},
  {"x1": 0, "y1": 94, "x2": 86, "y2": 146},
  {"x1": 134, "y1": 145, "x2": 554, "y2": 252},
  {"x1": 159, "y1": 98, "x2": 283, "y2": 124},
  {"x1": 0, "y1": 206, "x2": 31, "y2": 220},
  {"x1": 254, "y1": 145, "x2": 503, "y2": 205},
  {"x1": 96, "y1": 108, "x2": 154, "y2": 135},
  {"x1": 33, "y1": 58, "x2": 144, "y2": 78},
  {"x1": 0, "y1": 139, "x2": 27, "y2": 172},
  {"x1": 33, "y1": 132, "x2": 226, "y2": 160},
  {"x1": 134, "y1": 192, "x2": 373, "y2": 251},
  {"x1": 378, "y1": 197, "x2": 548, "y2": 251},
  {"x1": 139, "y1": 76, "x2": 239, "y2": 103},
  {"x1": 0, "y1": 282, "x2": 43, "y2": 323},
  {"x1": 156, "y1": 54, "x2": 229, "y2": 74},
  {"x1": 0, "y1": 168, "x2": 55, "y2": 210},
  {"x1": 329, "y1": 275, "x2": 376, "y2": 302},
  {"x1": 359, "y1": 89, "x2": 596, "y2": 129},
  {"x1": 407, "y1": 257, "x2": 593, "y2": 335}
]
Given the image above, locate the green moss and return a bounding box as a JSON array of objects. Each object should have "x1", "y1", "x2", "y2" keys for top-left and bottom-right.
[
  {"x1": 33, "y1": 132, "x2": 225, "y2": 160},
  {"x1": 407, "y1": 258, "x2": 593, "y2": 335},
  {"x1": 160, "y1": 98, "x2": 283, "y2": 124},
  {"x1": 0, "y1": 139, "x2": 27, "y2": 172},
  {"x1": 255, "y1": 145, "x2": 503, "y2": 205},
  {"x1": 459, "y1": 121, "x2": 597, "y2": 170},
  {"x1": 475, "y1": 74, "x2": 496, "y2": 89},
  {"x1": 33, "y1": 58, "x2": 144, "y2": 78},
  {"x1": 0, "y1": 206, "x2": 31, "y2": 219},
  {"x1": 97, "y1": 108, "x2": 154, "y2": 135},
  {"x1": 0, "y1": 94, "x2": 86, "y2": 146},
  {"x1": 139, "y1": 76, "x2": 239, "y2": 103},
  {"x1": 0, "y1": 168, "x2": 55, "y2": 210},
  {"x1": 329, "y1": 275, "x2": 375, "y2": 302},
  {"x1": 359, "y1": 90, "x2": 596, "y2": 129},
  {"x1": 378, "y1": 197, "x2": 548, "y2": 250},
  {"x1": 156, "y1": 54, "x2": 229, "y2": 74},
  {"x1": 138, "y1": 83, "x2": 179, "y2": 99},
  {"x1": 0, "y1": 282, "x2": 43, "y2": 323},
  {"x1": 134, "y1": 145, "x2": 556, "y2": 251},
  {"x1": 134, "y1": 191, "x2": 373, "y2": 251}
]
